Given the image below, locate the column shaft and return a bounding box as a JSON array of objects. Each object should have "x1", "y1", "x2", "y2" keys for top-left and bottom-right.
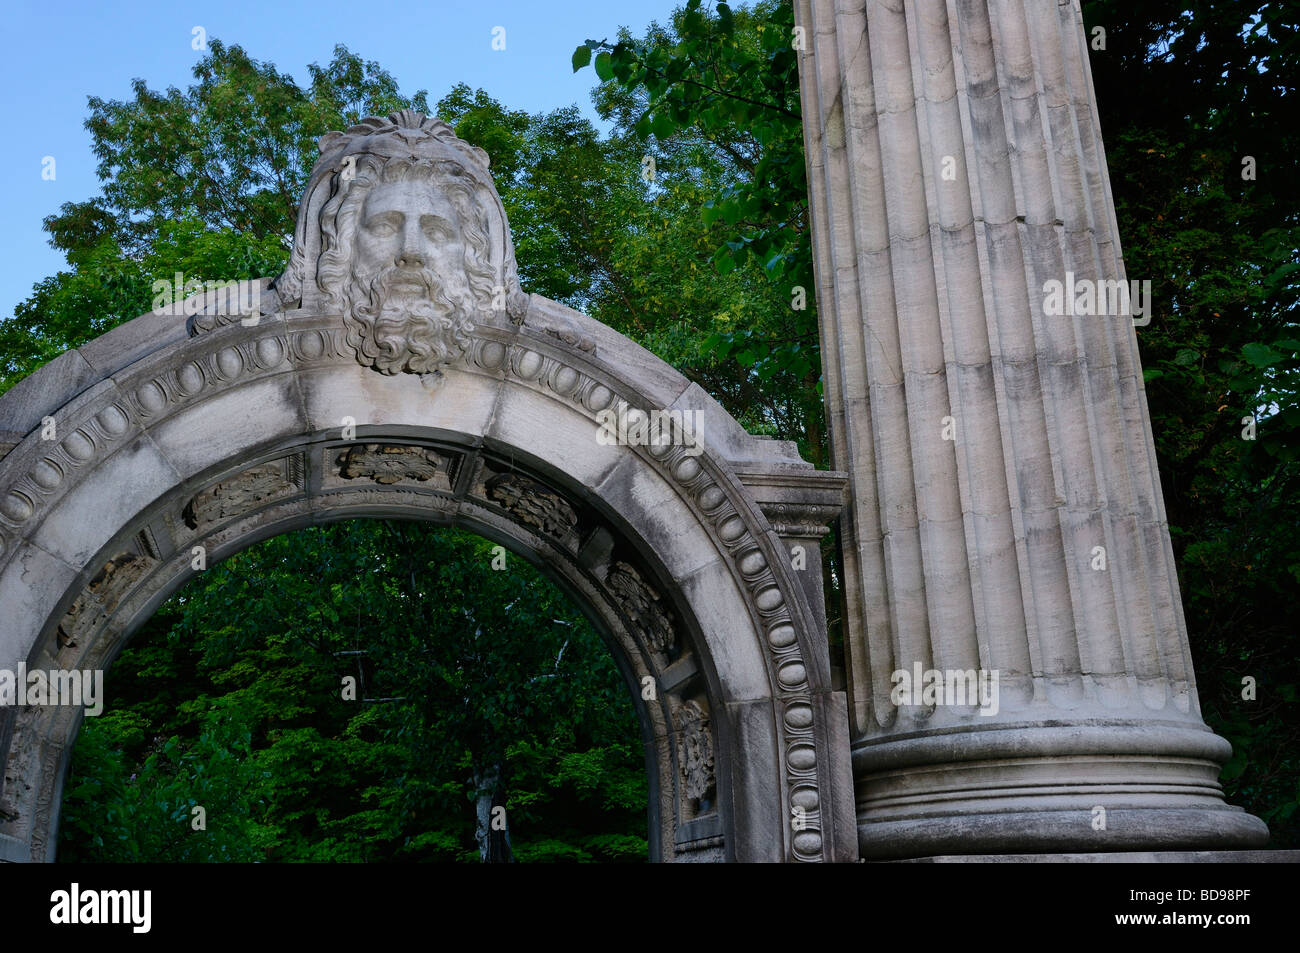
[{"x1": 795, "y1": 0, "x2": 1268, "y2": 857}]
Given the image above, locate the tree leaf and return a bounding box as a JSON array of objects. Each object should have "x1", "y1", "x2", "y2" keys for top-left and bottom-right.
[
  {"x1": 650, "y1": 111, "x2": 676, "y2": 140},
  {"x1": 1242, "y1": 342, "x2": 1284, "y2": 368},
  {"x1": 718, "y1": 3, "x2": 734, "y2": 33}
]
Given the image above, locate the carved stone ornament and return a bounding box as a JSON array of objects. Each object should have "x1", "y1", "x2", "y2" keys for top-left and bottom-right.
[
  {"x1": 189, "y1": 311, "x2": 245, "y2": 336},
  {"x1": 606, "y1": 560, "x2": 676, "y2": 654},
  {"x1": 759, "y1": 501, "x2": 842, "y2": 539},
  {"x1": 337, "y1": 444, "x2": 442, "y2": 485},
  {"x1": 267, "y1": 110, "x2": 529, "y2": 375},
  {"x1": 485, "y1": 472, "x2": 577, "y2": 539},
  {"x1": 183, "y1": 457, "x2": 302, "y2": 529},
  {"x1": 57, "y1": 552, "x2": 156, "y2": 649},
  {"x1": 678, "y1": 701, "x2": 715, "y2": 802}
]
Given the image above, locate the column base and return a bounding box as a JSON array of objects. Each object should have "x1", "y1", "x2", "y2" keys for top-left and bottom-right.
[
  {"x1": 884, "y1": 849, "x2": 1300, "y2": 863},
  {"x1": 854, "y1": 721, "x2": 1271, "y2": 859},
  {"x1": 860, "y1": 808, "x2": 1270, "y2": 860}
]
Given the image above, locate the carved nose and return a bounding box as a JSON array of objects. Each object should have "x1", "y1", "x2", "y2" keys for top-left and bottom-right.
[{"x1": 397, "y1": 251, "x2": 424, "y2": 268}]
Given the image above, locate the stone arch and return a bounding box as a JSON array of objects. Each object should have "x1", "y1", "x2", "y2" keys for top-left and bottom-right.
[
  {"x1": 0, "y1": 109, "x2": 854, "y2": 862},
  {"x1": 0, "y1": 291, "x2": 854, "y2": 863}
]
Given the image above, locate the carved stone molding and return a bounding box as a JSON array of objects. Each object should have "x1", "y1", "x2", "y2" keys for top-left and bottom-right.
[
  {"x1": 759, "y1": 502, "x2": 842, "y2": 539},
  {"x1": 337, "y1": 444, "x2": 442, "y2": 485},
  {"x1": 485, "y1": 472, "x2": 577, "y2": 541},
  {"x1": 606, "y1": 561, "x2": 677, "y2": 655},
  {"x1": 189, "y1": 312, "x2": 248, "y2": 336}
]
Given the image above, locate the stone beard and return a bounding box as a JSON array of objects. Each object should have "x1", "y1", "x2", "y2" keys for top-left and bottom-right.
[{"x1": 316, "y1": 157, "x2": 499, "y2": 375}]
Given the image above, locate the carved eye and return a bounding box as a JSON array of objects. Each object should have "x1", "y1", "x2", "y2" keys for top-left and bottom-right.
[
  {"x1": 423, "y1": 221, "x2": 453, "y2": 242},
  {"x1": 366, "y1": 220, "x2": 398, "y2": 237}
]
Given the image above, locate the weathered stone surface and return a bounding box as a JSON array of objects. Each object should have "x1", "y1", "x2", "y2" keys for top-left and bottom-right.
[
  {"x1": 56, "y1": 552, "x2": 157, "y2": 650},
  {"x1": 606, "y1": 561, "x2": 676, "y2": 654},
  {"x1": 676, "y1": 700, "x2": 715, "y2": 801},
  {"x1": 184, "y1": 457, "x2": 304, "y2": 528},
  {"x1": 0, "y1": 543, "x2": 79, "y2": 672},
  {"x1": 0, "y1": 350, "x2": 99, "y2": 454},
  {"x1": 485, "y1": 472, "x2": 577, "y2": 541}
]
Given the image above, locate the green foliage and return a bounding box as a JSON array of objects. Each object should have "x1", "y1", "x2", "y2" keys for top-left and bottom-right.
[
  {"x1": 1083, "y1": 0, "x2": 1300, "y2": 843},
  {"x1": 57, "y1": 41, "x2": 428, "y2": 257},
  {"x1": 58, "y1": 522, "x2": 647, "y2": 862},
  {"x1": 573, "y1": 0, "x2": 821, "y2": 452},
  {"x1": 60, "y1": 700, "x2": 275, "y2": 862}
]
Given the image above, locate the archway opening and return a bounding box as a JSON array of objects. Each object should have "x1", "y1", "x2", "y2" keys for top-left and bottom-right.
[{"x1": 55, "y1": 518, "x2": 649, "y2": 862}]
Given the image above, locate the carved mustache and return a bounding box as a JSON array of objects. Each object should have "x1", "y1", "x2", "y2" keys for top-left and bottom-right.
[{"x1": 370, "y1": 265, "x2": 440, "y2": 298}]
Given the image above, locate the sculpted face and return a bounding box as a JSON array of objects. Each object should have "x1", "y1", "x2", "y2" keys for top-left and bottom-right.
[
  {"x1": 320, "y1": 161, "x2": 495, "y2": 375},
  {"x1": 353, "y1": 181, "x2": 464, "y2": 290}
]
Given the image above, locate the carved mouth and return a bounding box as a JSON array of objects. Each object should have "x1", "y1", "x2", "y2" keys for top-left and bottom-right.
[{"x1": 388, "y1": 275, "x2": 428, "y2": 295}]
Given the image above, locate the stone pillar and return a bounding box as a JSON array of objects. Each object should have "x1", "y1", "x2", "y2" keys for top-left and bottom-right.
[{"x1": 794, "y1": 0, "x2": 1269, "y2": 857}]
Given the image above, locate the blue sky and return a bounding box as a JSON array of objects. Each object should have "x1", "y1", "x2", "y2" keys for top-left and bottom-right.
[{"x1": 0, "y1": 0, "x2": 686, "y2": 318}]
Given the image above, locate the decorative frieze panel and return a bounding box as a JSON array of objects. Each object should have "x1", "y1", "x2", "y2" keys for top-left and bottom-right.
[
  {"x1": 606, "y1": 561, "x2": 677, "y2": 655},
  {"x1": 56, "y1": 550, "x2": 157, "y2": 650},
  {"x1": 337, "y1": 444, "x2": 444, "y2": 485},
  {"x1": 485, "y1": 472, "x2": 578, "y2": 544},
  {"x1": 183, "y1": 454, "x2": 305, "y2": 529},
  {"x1": 677, "y1": 700, "x2": 715, "y2": 803}
]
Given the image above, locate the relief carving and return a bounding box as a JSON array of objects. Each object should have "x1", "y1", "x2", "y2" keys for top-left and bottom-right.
[
  {"x1": 337, "y1": 445, "x2": 442, "y2": 485},
  {"x1": 189, "y1": 311, "x2": 247, "y2": 336},
  {"x1": 56, "y1": 552, "x2": 156, "y2": 649},
  {"x1": 183, "y1": 455, "x2": 303, "y2": 529},
  {"x1": 274, "y1": 110, "x2": 528, "y2": 373},
  {"x1": 485, "y1": 473, "x2": 577, "y2": 540},
  {"x1": 0, "y1": 708, "x2": 39, "y2": 825},
  {"x1": 606, "y1": 560, "x2": 676, "y2": 654},
  {"x1": 677, "y1": 700, "x2": 715, "y2": 802}
]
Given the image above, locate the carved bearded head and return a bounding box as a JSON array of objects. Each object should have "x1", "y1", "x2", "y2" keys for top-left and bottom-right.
[
  {"x1": 269, "y1": 111, "x2": 528, "y2": 375},
  {"x1": 317, "y1": 157, "x2": 497, "y2": 374}
]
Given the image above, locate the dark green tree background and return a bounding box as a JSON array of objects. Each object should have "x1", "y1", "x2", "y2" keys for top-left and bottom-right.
[{"x1": 58, "y1": 522, "x2": 647, "y2": 862}]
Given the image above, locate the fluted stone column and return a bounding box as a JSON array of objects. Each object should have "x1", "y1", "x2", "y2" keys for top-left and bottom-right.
[{"x1": 794, "y1": 0, "x2": 1269, "y2": 857}]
